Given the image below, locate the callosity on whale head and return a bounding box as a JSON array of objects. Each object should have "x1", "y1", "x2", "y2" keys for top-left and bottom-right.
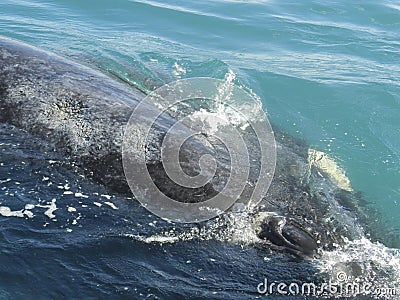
[{"x1": 252, "y1": 211, "x2": 318, "y2": 257}]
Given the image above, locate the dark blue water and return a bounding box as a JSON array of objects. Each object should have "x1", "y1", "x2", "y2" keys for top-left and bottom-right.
[{"x1": 0, "y1": 0, "x2": 399, "y2": 298}]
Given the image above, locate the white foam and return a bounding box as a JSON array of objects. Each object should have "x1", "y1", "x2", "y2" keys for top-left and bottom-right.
[
  {"x1": 25, "y1": 204, "x2": 35, "y2": 210},
  {"x1": 74, "y1": 192, "x2": 89, "y2": 198},
  {"x1": 0, "y1": 204, "x2": 35, "y2": 218},
  {"x1": 104, "y1": 202, "x2": 118, "y2": 210},
  {"x1": 0, "y1": 206, "x2": 24, "y2": 218},
  {"x1": 129, "y1": 234, "x2": 180, "y2": 244},
  {"x1": 23, "y1": 210, "x2": 34, "y2": 218},
  {"x1": 189, "y1": 109, "x2": 231, "y2": 135},
  {"x1": 317, "y1": 238, "x2": 400, "y2": 298},
  {"x1": 125, "y1": 210, "x2": 260, "y2": 246},
  {"x1": 57, "y1": 184, "x2": 70, "y2": 190},
  {"x1": 172, "y1": 62, "x2": 186, "y2": 78},
  {"x1": 187, "y1": 70, "x2": 265, "y2": 135},
  {"x1": 36, "y1": 199, "x2": 57, "y2": 219}
]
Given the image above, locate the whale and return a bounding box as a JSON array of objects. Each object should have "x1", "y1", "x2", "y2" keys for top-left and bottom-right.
[{"x1": 0, "y1": 36, "x2": 367, "y2": 257}]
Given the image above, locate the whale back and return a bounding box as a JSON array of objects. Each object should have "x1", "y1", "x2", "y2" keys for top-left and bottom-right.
[{"x1": 0, "y1": 37, "x2": 218, "y2": 196}]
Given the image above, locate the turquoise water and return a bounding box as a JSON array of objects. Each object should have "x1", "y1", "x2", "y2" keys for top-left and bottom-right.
[{"x1": 0, "y1": 0, "x2": 400, "y2": 297}]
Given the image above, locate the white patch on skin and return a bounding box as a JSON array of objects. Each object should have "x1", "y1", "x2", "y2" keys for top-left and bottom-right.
[
  {"x1": 100, "y1": 194, "x2": 111, "y2": 200},
  {"x1": 307, "y1": 149, "x2": 353, "y2": 192},
  {"x1": 93, "y1": 202, "x2": 102, "y2": 207}
]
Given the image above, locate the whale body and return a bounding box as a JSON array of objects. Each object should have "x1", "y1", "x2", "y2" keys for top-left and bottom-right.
[
  {"x1": 0, "y1": 36, "x2": 219, "y2": 199},
  {"x1": 0, "y1": 36, "x2": 366, "y2": 256}
]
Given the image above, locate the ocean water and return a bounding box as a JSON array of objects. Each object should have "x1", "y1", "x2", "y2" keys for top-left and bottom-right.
[{"x1": 0, "y1": 0, "x2": 399, "y2": 298}]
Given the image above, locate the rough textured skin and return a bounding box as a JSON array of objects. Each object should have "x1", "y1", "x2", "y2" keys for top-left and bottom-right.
[
  {"x1": 0, "y1": 36, "x2": 216, "y2": 198},
  {"x1": 0, "y1": 37, "x2": 140, "y2": 190},
  {"x1": 0, "y1": 36, "x2": 365, "y2": 256}
]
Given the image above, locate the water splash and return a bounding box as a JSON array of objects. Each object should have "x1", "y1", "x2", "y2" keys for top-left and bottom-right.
[{"x1": 317, "y1": 237, "x2": 400, "y2": 299}]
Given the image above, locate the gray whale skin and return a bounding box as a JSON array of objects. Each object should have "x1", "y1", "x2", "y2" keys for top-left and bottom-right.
[{"x1": 0, "y1": 36, "x2": 365, "y2": 257}]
